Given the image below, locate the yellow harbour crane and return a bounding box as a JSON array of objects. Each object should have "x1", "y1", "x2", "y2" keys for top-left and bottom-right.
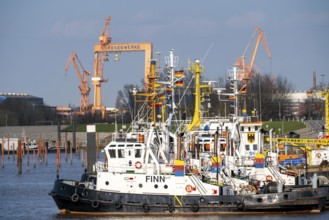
[{"x1": 92, "y1": 16, "x2": 153, "y2": 119}]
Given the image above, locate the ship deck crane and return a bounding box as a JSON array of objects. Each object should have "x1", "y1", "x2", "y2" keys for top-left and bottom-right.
[
  {"x1": 64, "y1": 51, "x2": 91, "y2": 115},
  {"x1": 92, "y1": 16, "x2": 153, "y2": 119}
]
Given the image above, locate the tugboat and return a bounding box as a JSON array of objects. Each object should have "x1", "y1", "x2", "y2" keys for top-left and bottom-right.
[
  {"x1": 50, "y1": 56, "x2": 326, "y2": 215},
  {"x1": 49, "y1": 125, "x2": 327, "y2": 215}
]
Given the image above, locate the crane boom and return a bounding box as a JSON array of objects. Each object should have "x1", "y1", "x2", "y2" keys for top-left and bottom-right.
[
  {"x1": 64, "y1": 52, "x2": 91, "y2": 114},
  {"x1": 234, "y1": 26, "x2": 271, "y2": 84}
]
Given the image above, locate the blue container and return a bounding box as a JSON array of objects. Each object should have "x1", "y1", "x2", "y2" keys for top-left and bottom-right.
[{"x1": 281, "y1": 158, "x2": 303, "y2": 166}]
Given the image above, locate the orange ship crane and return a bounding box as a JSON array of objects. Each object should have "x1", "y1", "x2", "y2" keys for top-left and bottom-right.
[
  {"x1": 92, "y1": 16, "x2": 153, "y2": 119},
  {"x1": 233, "y1": 27, "x2": 271, "y2": 117},
  {"x1": 64, "y1": 51, "x2": 91, "y2": 114},
  {"x1": 234, "y1": 26, "x2": 272, "y2": 85}
]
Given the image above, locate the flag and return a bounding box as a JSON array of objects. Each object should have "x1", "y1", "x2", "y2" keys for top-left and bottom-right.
[
  {"x1": 228, "y1": 96, "x2": 236, "y2": 103},
  {"x1": 175, "y1": 70, "x2": 184, "y2": 78},
  {"x1": 175, "y1": 81, "x2": 184, "y2": 87},
  {"x1": 155, "y1": 102, "x2": 162, "y2": 110},
  {"x1": 166, "y1": 88, "x2": 173, "y2": 95}
]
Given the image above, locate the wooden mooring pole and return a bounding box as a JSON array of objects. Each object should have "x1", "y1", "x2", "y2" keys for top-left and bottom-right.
[
  {"x1": 17, "y1": 140, "x2": 22, "y2": 174},
  {"x1": 65, "y1": 132, "x2": 68, "y2": 162},
  {"x1": 86, "y1": 125, "x2": 96, "y2": 173},
  {"x1": 2, "y1": 137, "x2": 4, "y2": 168},
  {"x1": 56, "y1": 138, "x2": 60, "y2": 170}
]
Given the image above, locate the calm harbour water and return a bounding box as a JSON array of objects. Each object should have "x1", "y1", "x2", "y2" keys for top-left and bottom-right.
[{"x1": 0, "y1": 152, "x2": 329, "y2": 220}]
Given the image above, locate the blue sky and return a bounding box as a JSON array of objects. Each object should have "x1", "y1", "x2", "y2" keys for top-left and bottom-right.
[{"x1": 1, "y1": 0, "x2": 328, "y2": 108}]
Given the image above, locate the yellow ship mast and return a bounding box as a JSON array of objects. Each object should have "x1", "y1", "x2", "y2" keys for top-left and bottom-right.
[{"x1": 188, "y1": 59, "x2": 203, "y2": 131}]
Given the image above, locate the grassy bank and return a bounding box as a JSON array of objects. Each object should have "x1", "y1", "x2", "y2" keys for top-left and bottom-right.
[
  {"x1": 62, "y1": 124, "x2": 130, "y2": 132},
  {"x1": 262, "y1": 121, "x2": 305, "y2": 134}
]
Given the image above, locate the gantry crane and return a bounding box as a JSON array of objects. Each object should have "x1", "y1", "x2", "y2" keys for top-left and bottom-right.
[
  {"x1": 64, "y1": 52, "x2": 91, "y2": 114},
  {"x1": 92, "y1": 16, "x2": 153, "y2": 119},
  {"x1": 233, "y1": 27, "x2": 272, "y2": 116}
]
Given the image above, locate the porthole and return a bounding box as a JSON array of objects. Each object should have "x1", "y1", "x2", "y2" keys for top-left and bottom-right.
[
  {"x1": 139, "y1": 183, "x2": 143, "y2": 188},
  {"x1": 105, "y1": 181, "x2": 109, "y2": 185},
  {"x1": 154, "y1": 184, "x2": 158, "y2": 189},
  {"x1": 164, "y1": 185, "x2": 168, "y2": 189}
]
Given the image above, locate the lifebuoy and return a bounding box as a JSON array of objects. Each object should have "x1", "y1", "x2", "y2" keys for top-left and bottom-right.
[
  {"x1": 71, "y1": 193, "x2": 79, "y2": 202},
  {"x1": 135, "y1": 161, "x2": 142, "y2": 169},
  {"x1": 191, "y1": 203, "x2": 199, "y2": 212},
  {"x1": 266, "y1": 175, "x2": 273, "y2": 181},
  {"x1": 114, "y1": 201, "x2": 122, "y2": 210},
  {"x1": 316, "y1": 153, "x2": 321, "y2": 159},
  {"x1": 92, "y1": 200, "x2": 99, "y2": 209},
  {"x1": 185, "y1": 184, "x2": 193, "y2": 193},
  {"x1": 168, "y1": 204, "x2": 175, "y2": 213}
]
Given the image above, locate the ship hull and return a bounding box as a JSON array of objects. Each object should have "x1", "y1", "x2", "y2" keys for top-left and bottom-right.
[{"x1": 50, "y1": 177, "x2": 326, "y2": 215}]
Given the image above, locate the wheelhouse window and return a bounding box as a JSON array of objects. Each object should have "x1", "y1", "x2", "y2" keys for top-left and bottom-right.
[
  {"x1": 118, "y1": 149, "x2": 125, "y2": 158},
  {"x1": 253, "y1": 144, "x2": 257, "y2": 151},
  {"x1": 108, "y1": 149, "x2": 116, "y2": 158},
  {"x1": 135, "y1": 149, "x2": 141, "y2": 158}
]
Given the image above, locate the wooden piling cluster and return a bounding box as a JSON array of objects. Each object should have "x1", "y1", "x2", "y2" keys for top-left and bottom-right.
[{"x1": 1, "y1": 128, "x2": 104, "y2": 174}]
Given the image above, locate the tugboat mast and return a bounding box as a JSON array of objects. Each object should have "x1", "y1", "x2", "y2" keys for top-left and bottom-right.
[
  {"x1": 188, "y1": 59, "x2": 203, "y2": 131},
  {"x1": 164, "y1": 49, "x2": 179, "y2": 126}
]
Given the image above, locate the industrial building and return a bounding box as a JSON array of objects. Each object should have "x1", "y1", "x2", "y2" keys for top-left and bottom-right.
[{"x1": 0, "y1": 93, "x2": 44, "y2": 105}]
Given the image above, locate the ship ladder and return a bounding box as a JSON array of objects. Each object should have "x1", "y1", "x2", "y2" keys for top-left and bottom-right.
[
  {"x1": 220, "y1": 166, "x2": 238, "y2": 189},
  {"x1": 267, "y1": 164, "x2": 285, "y2": 184},
  {"x1": 189, "y1": 174, "x2": 207, "y2": 195}
]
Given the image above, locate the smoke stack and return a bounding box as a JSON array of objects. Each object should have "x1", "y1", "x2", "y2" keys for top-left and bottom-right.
[{"x1": 313, "y1": 71, "x2": 316, "y2": 90}]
